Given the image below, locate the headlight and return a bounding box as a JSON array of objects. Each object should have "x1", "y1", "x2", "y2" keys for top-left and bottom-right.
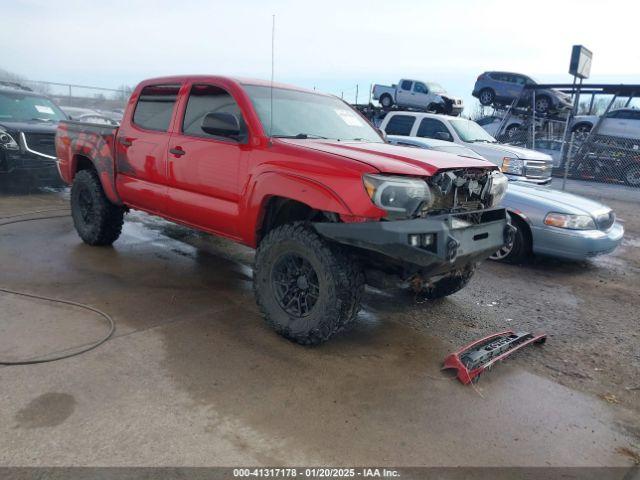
[
  {"x1": 501, "y1": 157, "x2": 524, "y2": 175},
  {"x1": 363, "y1": 174, "x2": 431, "y2": 219},
  {"x1": 0, "y1": 129, "x2": 19, "y2": 150},
  {"x1": 544, "y1": 213, "x2": 596, "y2": 230},
  {"x1": 488, "y1": 171, "x2": 508, "y2": 207}
]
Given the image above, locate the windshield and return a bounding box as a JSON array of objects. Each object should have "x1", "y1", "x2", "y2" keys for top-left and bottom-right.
[
  {"x1": 449, "y1": 118, "x2": 497, "y2": 143},
  {"x1": 426, "y1": 82, "x2": 446, "y2": 94},
  {"x1": 243, "y1": 85, "x2": 383, "y2": 142},
  {"x1": 0, "y1": 92, "x2": 67, "y2": 122}
]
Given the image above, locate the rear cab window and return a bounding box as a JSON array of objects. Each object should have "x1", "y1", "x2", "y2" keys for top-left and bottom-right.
[
  {"x1": 132, "y1": 84, "x2": 180, "y2": 131},
  {"x1": 384, "y1": 115, "x2": 416, "y2": 136}
]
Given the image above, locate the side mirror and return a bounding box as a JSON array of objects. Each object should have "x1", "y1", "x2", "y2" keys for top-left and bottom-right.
[
  {"x1": 201, "y1": 112, "x2": 241, "y2": 139},
  {"x1": 434, "y1": 131, "x2": 453, "y2": 142}
]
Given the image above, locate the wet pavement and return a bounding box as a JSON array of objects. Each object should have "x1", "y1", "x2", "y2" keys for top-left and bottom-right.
[{"x1": 0, "y1": 189, "x2": 638, "y2": 466}]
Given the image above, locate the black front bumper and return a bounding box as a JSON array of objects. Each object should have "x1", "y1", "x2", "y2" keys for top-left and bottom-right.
[{"x1": 314, "y1": 208, "x2": 513, "y2": 274}]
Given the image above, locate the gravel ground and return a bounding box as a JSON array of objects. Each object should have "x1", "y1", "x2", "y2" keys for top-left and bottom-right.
[{"x1": 130, "y1": 180, "x2": 640, "y2": 418}]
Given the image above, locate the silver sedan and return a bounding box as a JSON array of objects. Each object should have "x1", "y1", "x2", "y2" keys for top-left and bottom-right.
[{"x1": 387, "y1": 135, "x2": 624, "y2": 263}]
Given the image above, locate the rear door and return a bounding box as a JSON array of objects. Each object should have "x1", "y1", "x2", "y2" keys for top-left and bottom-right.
[
  {"x1": 382, "y1": 114, "x2": 416, "y2": 136},
  {"x1": 166, "y1": 82, "x2": 249, "y2": 238},
  {"x1": 115, "y1": 83, "x2": 181, "y2": 214}
]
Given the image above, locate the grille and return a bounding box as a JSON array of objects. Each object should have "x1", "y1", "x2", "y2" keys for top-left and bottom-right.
[
  {"x1": 595, "y1": 211, "x2": 615, "y2": 231},
  {"x1": 524, "y1": 159, "x2": 552, "y2": 179},
  {"x1": 23, "y1": 132, "x2": 57, "y2": 157}
]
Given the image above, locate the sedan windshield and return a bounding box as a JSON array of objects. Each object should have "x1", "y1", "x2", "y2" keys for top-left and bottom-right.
[
  {"x1": 243, "y1": 85, "x2": 383, "y2": 142},
  {"x1": 449, "y1": 118, "x2": 497, "y2": 143},
  {"x1": 0, "y1": 92, "x2": 67, "y2": 122}
]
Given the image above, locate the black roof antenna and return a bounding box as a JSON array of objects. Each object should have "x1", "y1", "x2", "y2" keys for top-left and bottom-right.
[{"x1": 269, "y1": 14, "x2": 275, "y2": 144}]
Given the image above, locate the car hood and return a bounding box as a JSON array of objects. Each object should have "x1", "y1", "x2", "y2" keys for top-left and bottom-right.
[
  {"x1": 279, "y1": 139, "x2": 495, "y2": 176},
  {"x1": 469, "y1": 142, "x2": 552, "y2": 161},
  {"x1": 0, "y1": 120, "x2": 59, "y2": 134},
  {"x1": 507, "y1": 181, "x2": 610, "y2": 214}
]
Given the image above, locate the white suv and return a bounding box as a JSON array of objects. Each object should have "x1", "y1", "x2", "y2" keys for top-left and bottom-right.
[{"x1": 380, "y1": 112, "x2": 553, "y2": 184}]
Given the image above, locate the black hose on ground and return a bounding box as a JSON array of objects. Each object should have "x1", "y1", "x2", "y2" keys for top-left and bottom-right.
[{"x1": 0, "y1": 211, "x2": 116, "y2": 365}]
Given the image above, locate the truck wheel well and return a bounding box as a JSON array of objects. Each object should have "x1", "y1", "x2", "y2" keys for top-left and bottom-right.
[
  {"x1": 258, "y1": 197, "x2": 333, "y2": 243},
  {"x1": 74, "y1": 155, "x2": 95, "y2": 176}
]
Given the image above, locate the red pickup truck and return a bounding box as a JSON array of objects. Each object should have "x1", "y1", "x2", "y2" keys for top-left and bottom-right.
[{"x1": 56, "y1": 75, "x2": 513, "y2": 345}]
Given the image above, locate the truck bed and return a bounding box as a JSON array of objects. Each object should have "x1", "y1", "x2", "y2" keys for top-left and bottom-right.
[{"x1": 55, "y1": 120, "x2": 121, "y2": 204}]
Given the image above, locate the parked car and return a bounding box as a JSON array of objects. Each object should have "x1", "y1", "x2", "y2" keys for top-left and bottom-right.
[
  {"x1": 386, "y1": 137, "x2": 624, "y2": 262},
  {"x1": 0, "y1": 83, "x2": 67, "y2": 184},
  {"x1": 56, "y1": 75, "x2": 512, "y2": 345},
  {"x1": 379, "y1": 111, "x2": 554, "y2": 184},
  {"x1": 476, "y1": 115, "x2": 524, "y2": 140},
  {"x1": 493, "y1": 182, "x2": 624, "y2": 262},
  {"x1": 472, "y1": 72, "x2": 572, "y2": 114},
  {"x1": 372, "y1": 79, "x2": 463, "y2": 115},
  {"x1": 571, "y1": 108, "x2": 640, "y2": 142}
]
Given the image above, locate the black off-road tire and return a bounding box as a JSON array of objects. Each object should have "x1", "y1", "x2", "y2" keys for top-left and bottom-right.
[
  {"x1": 253, "y1": 222, "x2": 364, "y2": 345},
  {"x1": 420, "y1": 266, "x2": 477, "y2": 300},
  {"x1": 71, "y1": 169, "x2": 124, "y2": 246}
]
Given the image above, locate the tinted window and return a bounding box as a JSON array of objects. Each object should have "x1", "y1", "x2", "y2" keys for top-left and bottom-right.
[
  {"x1": 384, "y1": 115, "x2": 415, "y2": 135},
  {"x1": 414, "y1": 82, "x2": 428, "y2": 94},
  {"x1": 513, "y1": 75, "x2": 526, "y2": 85},
  {"x1": 182, "y1": 84, "x2": 246, "y2": 140},
  {"x1": 133, "y1": 84, "x2": 180, "y2": 131},
  {"x1": 400, "y1": 80, "x2": 413, "y2": 91},
  {"x1": 417, "y1": 118, "x2": 450, "y2": 139}
]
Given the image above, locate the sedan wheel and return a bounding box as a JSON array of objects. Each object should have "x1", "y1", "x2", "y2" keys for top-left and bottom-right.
[{"x1": 490, "y1": 241, "x2": 514, "y2": 261}]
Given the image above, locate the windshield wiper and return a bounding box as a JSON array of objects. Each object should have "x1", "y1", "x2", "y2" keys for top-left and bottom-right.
[
  {"x1": 273, "y1": 133, "x2": 328, "y2": 139},
  {"x1": 29, "y1": 117, "x2": 54, "y2": 123}
]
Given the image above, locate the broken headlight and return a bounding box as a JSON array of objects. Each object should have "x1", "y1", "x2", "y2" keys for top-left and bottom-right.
[
  {"x1": 363, "y1": 174, "x2": 431, "y2": 219},
  {"x1": 0, "y1": 128, "x2": 19, "y2": 150},
  {"x1": 544, "y1": 213, "x2": 596, "y2": 230},
  {"x1": 488, "y1": 171, "x2": 508, "y2": 207}
]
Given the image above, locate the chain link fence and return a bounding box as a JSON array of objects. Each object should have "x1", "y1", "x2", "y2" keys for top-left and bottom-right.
[{"x1": 496, "y1": 118, "x2": 640, "y2": 189}]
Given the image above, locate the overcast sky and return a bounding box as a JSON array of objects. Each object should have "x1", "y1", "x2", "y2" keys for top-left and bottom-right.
[{"x1": 3, "y1": 0, "x2": 639, "y2": 109}]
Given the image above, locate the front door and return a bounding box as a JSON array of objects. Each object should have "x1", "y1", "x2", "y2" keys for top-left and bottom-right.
[{"x1": 166, "y1": 83, "x2": 248, "y2": 238}]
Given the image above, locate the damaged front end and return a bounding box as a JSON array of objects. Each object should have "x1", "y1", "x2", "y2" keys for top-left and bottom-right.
[{"x1": 314, "y1": 168, "x2": 515, "y2": 287}]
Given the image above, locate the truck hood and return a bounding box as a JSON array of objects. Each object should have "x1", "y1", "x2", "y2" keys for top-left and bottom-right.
[
  {"x1": 468, "y1": 142, "x2": 552, "y2": 161},
  {"x1": 507, "y1": 181, "x2": 610, "y2": 215},
  {"x1": 279, "y1": 139, "x2": 495, "y2": 176},
  {"x1": 0, "y1": 120, "x2": 59, "y2": 134}
]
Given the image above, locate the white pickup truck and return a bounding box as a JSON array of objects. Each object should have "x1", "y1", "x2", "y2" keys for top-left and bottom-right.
[
  {"x1": 372, "y1": 79, "x2": 464, "y2": 116},
  {"x1": 379, "y1": 111, "x2": 554, "y2": 184}
]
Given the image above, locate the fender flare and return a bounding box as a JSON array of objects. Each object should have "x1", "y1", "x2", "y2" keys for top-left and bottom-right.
[
  {"x1": 69, "y1": 133, "x2": 122, "y2": 205},
  {"x1": 240, "y1": 171, "x2": 353, "y2": 247}
]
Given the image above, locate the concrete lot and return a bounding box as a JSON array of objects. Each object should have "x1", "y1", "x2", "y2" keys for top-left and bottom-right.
[{"x1": 0, "y1": 183, "x2": 638, "y2": 467}]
